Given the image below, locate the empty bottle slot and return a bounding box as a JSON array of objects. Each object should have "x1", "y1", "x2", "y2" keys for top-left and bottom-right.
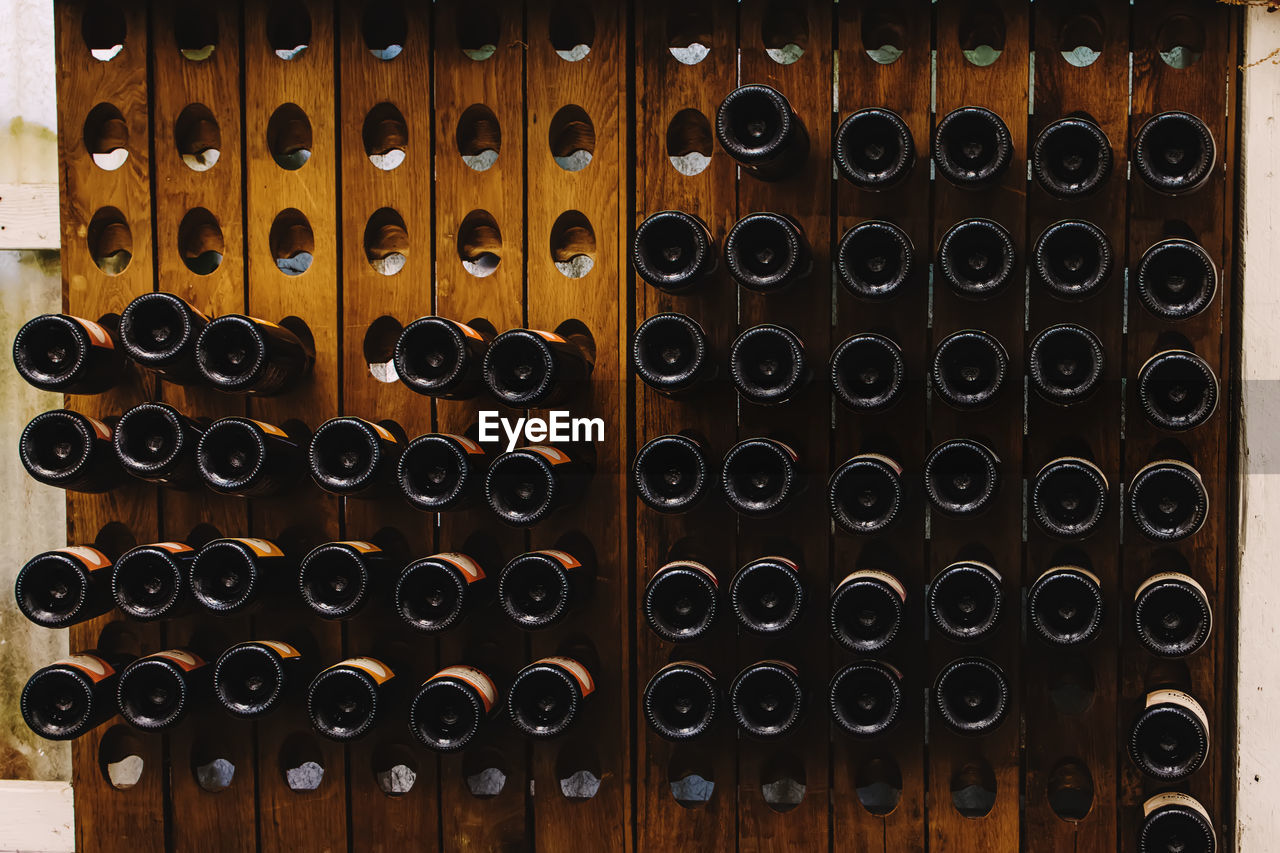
[
  {"x1": 1047, "y1": 757, "x2": 1094, "y2": 822},
  {"x1": 666, "y1": 2, "x2": 710, "y2": 65},
  {"x1": 549, "y1": 105, "x2": 595, "y2": 172},
  {"x1": 83, "y1": 104, "x2": 129, "y2": 171},
  {"x1": 667, "y1": 750, "x2": 715, "y2": 808},
  {"x1": 175, "y1": 8, "x2": 217, "y2": 61},
  {"x1": 278, "y1": 732, "x2": 325, "y2": 792},
  {"x1": 762, "y1": 1, "x2": 806, "y2": 65},
  {"x1": 364, "y1": 208, "x2": 408, "y2": 276},
  {"x1": 99, "y1": 726, "x2": 146, "y2": 789},
  {"x1": 457, "y1": 210, "x2": 502, "y2": 277},
  {"x1": 267, "y1": 103, "x2": 312, "y2": 171},
  {"x1": 362, "y1": 102, "x2": 407, "y2": 171},
  {"x1": 456, "y1": 4, "x2": 498, "y2": 61},
  {"x1": 363, "y1": 316, "x2": 402, "y2": 383},
  {"x1": 861, "y1": 4, "x2": 906, "y2": 65},
  {"x1": 372, "y1": 741, "x2": 418, "y2": 796},
  {"x1": 363, "y1": 2, "x2": 407, "y2": 60},
  {"x1": 174, "y1": 103, "x2": 221, "y2": 172},
  {"x1": 950, "y1": 759, "x2": 997, "y2": 818},
  {"x1": 555, "y1": 743, "x2": 602, "y2": 800},
  {"x1": 760, "y1": 753, "x2": 806, "y2": 813},
  {"x1": 269, "y1": 208, "x2": 314, "y2": 276},
  {"x1": 958, "y1": 3, "x2": 1005, "y2": 67},
  {"x1": 1156, "y1": 14, "x2": 1205, "y2": 69},
  {"x1": 1049, "y1": 656, "x2": 1096, "y2": 715},
  {"x1": 266, "y1": 1, "x2": 311, "y2": 60},
  {"x1": 548, "y1": 2, "x2": 593, "y2": 61},
  {"x1": 456, "y1": 104, "x2": 501, "y2": 171},
  {"x1": 550, "y1": 211, "x2": 596, "y2": 279},
  {"x1": 82, "y1": 4, "x2": 126, "y2": 61},
  {"x1": 87, "y1": 207, "x2": 132, "y2": 276},
  {"x1": 191, "y1": 740, "x2": 236, "y2": 792},
  {"x1": 856, "y1": 756, "x2": 903, "y2": 815},
  {"x1": 177, "y1": 208, "x2": 224, "y2": 276},
  {"x1": 463, "y1": 747, "x2": 508, "y2": 798},
  {"x1": 666, "y1": 109, "x2": 712, "y2": 176},
  {"x1": 1058, "y1": 7, "x2": 1104, "y2": 67}
]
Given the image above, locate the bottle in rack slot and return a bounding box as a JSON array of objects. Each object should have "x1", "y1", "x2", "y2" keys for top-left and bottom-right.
[
  {"x1": 13, "y1": 313, "x2": 128, "y2": 394},
  {"x1": 1129, "y1": 683, "x2": 1211, "y2": 781},
  {"x1": 19, "y1": 410, "x2": 123, "y2": 493},
  {"x1": 410, "y1": 664, "x2": 501, "y2": 751},
  {"x1": 308, "y1": 416, "x2": 402, "y2": 499},
  {"x1": 934, "y1": 657, "x2": 1010, "y2": 736},
  {"x1": 1134, "y1": 570, "x2": 1212, "y2": 658},
  {"x1": 1139, "y1": 793, "x2": 1216, "y2": 853},
  {"x1": 631, "y1": 211, "x2": 718, "y2": 292},
  {"x1": 1134, "y1": 111, "x2": 1216, "y2": 196},
  {"x1": 923, "y1": 438, "x2": 1001, "y2": 517},
  {"x1": 394, "y1": 316, "x2": 492, "y2": 399},
  {"x1": 1033, "y1": 220, "x2": 1114, "y2": 301},
  {"x1": 1027, "y1": 564, "x2": 1104, "y2": 646},
  {"x1": 482, "y1": 326, "x2": 594, "y2": 407},
  {"x1": 729, "y1": 660, "x2": 804, "y2": 739},
  {"x1": 834, "y1": 108, "x2": 915, "y2": 190},
  {"x1": 830, "y1": 333, "x2": 906, "y2": 413},
  {"x1": 498, "y1": 548, "x2": 591, "y2": 630},
  {"x1": 729, "y1": 324, "x2": 808, "y2": 405},
  {"x1": 1028, "y1": 324, "x2": 1106, "y2": 405},
  {"x1": 395, "y1": 551, "x2": 490, "y2": 633},
  {"x1": 643, "y1": 559, "x2": 719, "y2": 643},
  {"x1": 196, "y1": 416, "x2": 305, "y2": 497},
  {"x1": 214, "y1": 639, "x2": 309, "y2": 718},
  {"x1": 508, "y1": 655, "x2": 595, "y2": 738},
  {"x1": 836, "y1": 220, "x2": 914, "y2": 301},
  {"x1": 927, "y1": 560, "x2": 1004, "y2": 643},
  {"x1": 643, "y1": 661, "x2": 719, "y2": 741},
  {"x1": 715, "y1": 84, "x2": 809, "y2": 180},
  {"x1": 298, "y1": 540, "x2": 399, "y2": 621},
  {"x1": 111, "y1": 541, "x2": 198, "y2": 622},
  {"x1": 485, "y1": 444, "x2": 593, "y2": 527},
  {"x1": 830, "y1": 569, "x2": 906, "y2": 654},
  {"x1": 118, "y1": 292, "x2": 210, "y2": 385},
  {"x1": 632, "y1": 433, "x2": 711, "y2": 514},
  {"x1": 116, "y1": 648, "x2": 212, "y2": 731},
  {"x1": 729, "y1": 555, "x2": 805, "y2": 635},
  {"x1": 397, "y1": 432, "x2": 489, "y2": 512},
  {"x1": 724, "y1": 213, "x2": 813, "y2": 294},
  {"x1": 113, "y1": 403, "x2": 206, "y2": 489},
  {"x1": 1137, "y1": 348, "x2": 1219, "y2": 432},
  {"x1": 1136, "y1": 238, "x2": 1218, "y2": 320},
  {"x1": 721, "y1": 437, "x2": 802, "y2": 517},
  {"x1": 937, "y1": 218, "x2": 1016, "y2": 299},
  {"x1": 15, "y1": 545, "x2": 115, "y2": 628},
  {"x1": 307, "y1": 654, "x2": 404, "y2": 741},
  {"x1": 1031, "y1": 116, "x2": 1113, "y2": 198},
  {"x1": 194, "y1": 313, "x2": 314, "y2": 395},
  {"x1": 930, "y1": 330, "x2": 1009, "y2": 410},
  {"x1": 1128, "y1": 457, "x2": 1208, "y2": 542},
  {"x1": 1031, "y1": 454, "x2": 1109, "y2": 539},
  {"x1": 829, "y1": 661, "x2": 903, "y2": 738},
  {"x1": 828, "y1": 453, "x2": 904, "y2": 535},
  {"x1": 932, "y1": 106, "x2": 1012, "y2": 188},
  {"x1": 631, "y1": 313, "x2": 715, "y2": 397},
  {"x1": 21, "y1": 651, "x2": 131, "y2": 740},
  {"x1": 189, "y1": 537, "x2": 293, "y2": 615}
]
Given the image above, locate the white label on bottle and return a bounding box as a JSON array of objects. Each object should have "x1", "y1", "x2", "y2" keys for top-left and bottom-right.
[
  {"x1": 446, "y1": 434, "x2": 486, "y2": 455},
  {"x1": 149, "y1": 650, "x2": 206, "y2": 672},
  {"x1": 857, "y1": 452, "x2": 904, "y2": 477},
  {"x1": 226, "y1": 538, "x2": 285, "y2": 558},
  {"x1": 151, "y1": 542, "x2": 194, "y2": 554},
  {"x1": 1146, "y1": 689, "x2": 1210, "y2": 732},
  {"x1": 1035, "y1": 565, "x2": 1102, "y2": 588},
  {"x1": 538, "y1": 657, "x2": 594, "y2": 696},
  {"x1": 763, "y1": 556, "x2": 800, "y2": 572},
  {"x1": 946, "y1": 560, "x2": 1002, "y2": 584},
  {"x1": 1143, "y1": 791, "x2": 1211, "y2": 822},
  {"x1": 56, "y1": 546, "x2": 111, "y2": 571},
  {"x1": 450, "y1": 320, "x2": 485, "y2": 341},
  {"x1": 838, "y1": 569, "x2": 907, "y2": 602},
  {"x1": 333, "y1": 657, "x2": 394, "y2": 684},
  {"x1": 1038, "y1": 456, "x2": 1109, "y2": 492},
  {"x1": 363, "y1": 420, "x2": 397, "y2": 443},
  {"x1": 430, "y1": 665, "x2": 497, "y2": 712},
  {"x1": 86, "y1": 417, "x2": 112, "y2": 441},
  {"x1": 435, "y1": 552, "x2": 486, "y2": 582},
  {"x1": 664, "y1": 660, "x2": 714, "y2": 679},
  {"x1": 257, "y1": 641, "x2": 301, "y2": 659},
  {"x1": 54, "y1": 653, "x2": 114, "y2": 682},
  {"x1": 659, "y1": 561, "x2": 718, "y2": 588},
  {"x1": 72, "y1": 316, "x2": 112, "y2": 347},
  {"x1": 1135, "y1": 571, "x2": 1209, "y2": 603},
  {"x1": 524, "y1": 445, "x2": 569, "y2": 465},
  {"x1": 248, "y1": 419, "x2": 290, "y2": 439},
  {"x1": 758, "y1": 660, "x2": 799, "y2": 677},
  {"x1": 336, "y1": 541, "x2": 381, "y2": 554},
  {"x1": 531, "y1": 330, "x2": 567, "y2": 343},
  {"x1": 534, "y1": 550, "x2": 581, "y2": 570}
]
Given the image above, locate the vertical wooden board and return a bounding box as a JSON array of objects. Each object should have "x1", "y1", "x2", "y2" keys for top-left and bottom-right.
[
  {"x1": 55, "y1": 2, "x2": 165, "y2": 851},
  {"x1": 733, "y1": 2, "x2": 831, "y2": 850},
  {"x1": 241, "y1": 3, "x2": 347, "y2": 850},
  {"x1": 524, "y1": 1, "x2": 630, "y2": 848},
  {"x1": 832, "y1": 3, "x2": 931, "y2": 851},
  {"x1": 633, "y1": 0, "x2": 738, "y2": 849},
  {"x1": 336, "y1": 3, "x2": 440, "y2": 849}
]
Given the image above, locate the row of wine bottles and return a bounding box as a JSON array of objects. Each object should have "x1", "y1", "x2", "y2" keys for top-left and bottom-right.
[
  {"x1": 717, "y1": 84, "x2": 1213, "y2": 198},
  {"x1": 634, "y1": 315, "x2": 1218, "y2": 425}
]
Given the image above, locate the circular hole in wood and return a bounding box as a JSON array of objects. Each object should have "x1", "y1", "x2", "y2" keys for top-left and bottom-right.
[
  {"x1": 362, "y1": 102, "x2": 407, "y2": 171},
  {"x1": 549, "y1": 210, "x2": 596, "y2": 279},
  {"x1": 458, "y1": 210, "x2": 501, "y2": 277},
  {"x1": 762, "y1": 1, "x2": 806, "y2": 64},
  {"x1": 666, "y1": 108, "x2": 712, "y2": 176},
  {"x1": 279, "y1": 732, "x2": 325, "y2": 791},
  {"x1": 760, "y1": 753, "x2": 806, "y2": 813},
  {"x1": 363, "y1": 315, "x2": 402, "y2": 383},
  {"x1": 266, "y1": 0, "x2": 311, "y2": 60},
  {"x1": 861, "y1": 3, "x2": 906, "y2": 65},
  {"x1": 1058, "y1": 7, "x2": 1104, "y2": 67},
  {"x1": 269, "y1": 208, "x2": 314, "y2": 276},
  {"x1": 99, "y1": 725, "x2": 145, "y2": 789},
  {"x1": 950, "y1": 759, "x2": 997, "y2": 818},
  {"x1": 856, "y1": 757, "x2": 903, "y2": 816},
  {"x1": 97, "y1": 621, "x2": 142, "y2": 659},
  {"x1": 372, "y1": 742, "x2": 418, "y2": 796},
  {"x1": 178, "y1": 207, "x2": 224, "y2": 276},
  {"x1": 267, "y1": 103, "x2": 312, "y2": 170},
  {"x1": 549, "y1": 104, "x2": 595, "y2": 172},
  {"x1": 1048, "y1": 656, "x2": 1096, "y2": 715},
  {"x1": 456, "y1": 104, "x2": 501, "y2": 171},
  {"x1": 83, "y1": 103, "x2": 129, "y2": 171},
  {"x1": 959, "y1": 2, "x2": 1005, "y2": 67},
  {"x1": 549, "y1": 1, "x2": 593, "y2": 61},
  {"x1": 462, "y1": 747, "x2": 508, "y2": 798},
  {"x1": 364, "y1": 207, "x2": 408, "y2": 276},
  {"x1": 175, "y1": 8, "x2": 217, "y2": 61},
  {"x1": 363, "y1": 1, "x2": 407, "y2": 60},
  {"x1": 556, "y1": 744, "x2": 602, "y2": 800},
  {"x1": 191, "y1": 741, "x2": 236, "y2": 792},
  {"x1": 174, "y1": 103, "x2": 221, "y2": 172},
  {"x1": 1156, "y1": 14, "x2": 1205, "y2": 69},
  {"x1": 87, "y1": 207, "x2": 132, "y2": 276},
  {"x1": 665, "y1": 2, "x2": 710, "y2": 65},
  {"x1": 93, "y1": 521, "x2": 136, "y2": 561},
  {"x1": 82, "y1": 4, "x2": 125, "y2": 61},
  {"x1": 457, "y1": 4, "x2": 498, "y2": 61},
  {"x1": 1048, "y1": 757, "x2": 1094, "y2": 822},
  {"x1": 667, "y1": 749, "x2": 715, "y2": 808}
]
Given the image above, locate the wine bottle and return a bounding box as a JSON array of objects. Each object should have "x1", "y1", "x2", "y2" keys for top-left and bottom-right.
[
  {"x1": 729, "y1": 324, "x2": 808, "y2": 405},
  {"x1": 113, "y1": 402, "x2": 205, "y2": 489},
  {"x1": 830, "y1": 569, "x2": 906, "y2": 654},
  {"x1": 933, "y1": 656, "x2": 1010, "y2": 736},
  {"x1": 116, "y1": 649, "x2": 211, "y2": 731},
  {"x1": 1134, "y1": 111, "x2": 1215, "y2": 195},
  {"x1": 836, "y1": 220, "x2": 913, "y2": 300},
  {"x1": 1031, "y1": 456, "x2": 1109, "y2": 539},
  {"x1": 729, "y1": 660, "x2": 803, "y2": 739},
  {"x1": 834, "y1": 108, "x2": 915, "y2": 190},
  {"x1": 111, "y1": 541, "x2": 197, "y2": 622},
  {"x1": 1031, "y1": 117, "x2": 1113, "y2": 198},
  {"x1": 13, "y1": 313, "x2": 128, "y2": 394},
  {"x1": 482, "y1": 327, "x2": 594, "y2": 407},
  {"x1": 927, "y1": 560, "x2": 1004, "y2": 642},
  {"x1": 189, "y1": 537, "x2": 292, "y2": 615},
  {"x1": 923, "y1": 439, "x2": 1001, "y2": 516},
  {"x1": 15, "y1": 545, "x2": 115, "y2": 628},
  {"x1": 1128, "y1": 459, "x2": 1208, "y2": 542},
  {"x1": 485, "y1": 445, "x2": 592, "y2": 527},
  {"x1": 1033, "y1": 220, "x2": 1113, "y2": 301},
  {"x1": 194, "y1": 313, "x2": 314, "y2": 395},
  {"x1": 1027, "y1": 565, "x2": 1104, "y2": 646},
  {"x1": 498, "y1": 549, "x2": 590, "y2": 630},
  {"x1": 397, "y1": 432, "x2": 488, "y2": 512},
  {"x1": 118, "y1": 292, "x2": 210, "y2": 385},
  {"x1": 828, "y1": 453, "x2": 903, "y2": 535},
  {"x1": 724, "y1": 213, "x2": 812, "y2": 293},
  {"x1": 631, "y1": 312, "x2": 714, "y2": 396},
  {"x1": 394, "y1": 316, "x2": 491, "y2": 399},
  {"x1": 19, "y1": 409, "x2": 123, "y2": 493},
  {"x1": 298, "y1": 540, "x2": 397, "y2": 621},
  {"x1": 410, "y1": 664, "x2": 500, "y2": 751},
  {"x1": 632, "y1": 434, "x2": 710, "y2": 514},
  {"x1": 937, "y1": 218, "x2": 1016, "y2": 299},
  {"x1": 308, "y1": 416, "x2": 401, "y2": 499},
  {"x1": 643, "y1": 560, "x2": 719, "y2": 643},
  {"x1": 1129, "y1": 686, "x2": 1210, "y2": 780},
  {"x1": 307, "y1": 655, "x2": 402, "y2": 741},
  {"x1": 829, "y1": 661, "x2": 903, "y2": 738},
  {"x1": 933, "y1": 107, "x2": 1012, "y2": 187},
  {"x1": 715, "y1": 84, "x2": 809, "y2": 180},
  {"x1": 1134, "y1": 571, "x2": 1212, "y2": 658},
  {"x1": 395, "y1": 552, "x2": 489, "y2": 633},
  {"x1": 721, "y1": 437, "x2": 802, "y2": 517},
  {"x1": 830, "y1": 333, "x2": 905, "y2": 412},
  {"x1": 22, "y1": 651, "x2": 129, "y2": 740},
  {"x1": 507, "y1": 656, "x2": 595, "y2": 738},
  {"x1": 1139, "y1": 793, "x2": 1216, "y2": 853},
  {"x1": 643, "y1": 661, "x2": 718, "y2": 741},
  {"x1": 196, "y1": 416, "x2": 305, "y2": 497},
  {"x1": 1028, "y1": 324, "x2": 1105, "y2": 405},
  {"x1": 632, "y1": 210, "x2": 717, "y2": 292},
  {"x1": 213, "y1": 640, "x2": 307, "y2": 718},
  {"x1": 931, "y1": 329, "x2": 1009, "y2": 410},
  {"x1": 1137, "y1": 349, "x2": 1218, "y2": 432},
  {"x1": 1136, "y1": 238, "x2": 1217, "y2": 320},
  {"x1": 730, "y1": 555, "x2": 805, "y2": 635}
]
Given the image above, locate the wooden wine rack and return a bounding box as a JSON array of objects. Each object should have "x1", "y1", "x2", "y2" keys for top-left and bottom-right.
[{"x1": 51, "y1": 1, "x2": 1239, "y2": 850}]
